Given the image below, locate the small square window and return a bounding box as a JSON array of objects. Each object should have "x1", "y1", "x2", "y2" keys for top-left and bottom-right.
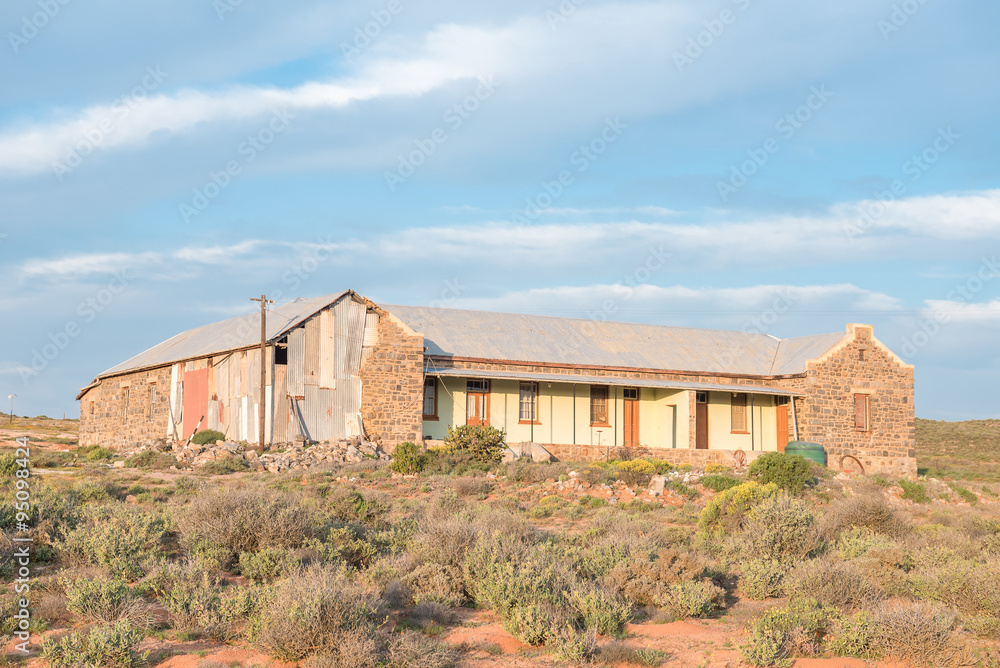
[
  {"x1": 623, "y1": 388, "x2": 638, "y2": 400},
  {"x1": 696, "y1": 392, "x2": 708, "y2": 403}
]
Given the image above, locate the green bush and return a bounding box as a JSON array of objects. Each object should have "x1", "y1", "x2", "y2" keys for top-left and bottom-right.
[
  {"x1": 570, "y1": 586, "x2": 631, "y2": 636},
  {"x1": 615, "y1": 459, "x2": 656, "y2": 488},
  {"x1": 697, "y1": 481, "x2": 779, "y2": 537},
  {"x1": 390, "y1": 442, "x2": 426, "y2": 475},
  {"x1": 249, "y1": 564, "x2": 381, "y2": 661},
  {"x1": 191, "y1": 429, "x2": 225, "y2": 445},
  {"x1": 443, "y1": 425, "x2": 507, "y2": 464},
  {"x1": 900, "y1": 479, "x2": 930, "y2": 503},
  {"x1": 386, "y1": 629, "x2": 459, "y2": 668},
  {"x1": 741, "y1": 598, "x2": 837, "y2": 665},
  {"x1": 818, "y1": 493, "x2": 910, "y2": 540},
  {"x1": 61, "y1": 576, "x2": 154, "y2": 627},
  {"x1": 238, "y1": 547, "x2": 300, "y2": 582},
  {"x1": 700, "y1": 474, "x2": 741, "y2": 492},
  {"x1": 784, "y1": 559, "x2": 880, "y2": 609},
  {"x1": 740, "y1": 559, "x2": 785, "y2": 600},
  {"x1": 748, "y1": 452, "x2": 813, "y2": 494},
  {"x1": 662, "y1": 579, "x2": 725, "y2": 619},
  {"x1": 199, "y1": 455, "x2": 249, "y2": 475},
  {"x1": 42, "y1": 621, "x2": 149, "y2": 668},
  {"x1": 828, "y1": 610, "x2": 882, "y2": 660},
  {"x1": 736, "y1": 494, "x2": 818, "y2": 563},
  {"x1": 58, "y1": 504, "x2": 168, "y2": 580},
  {"x1": 0, "y1": 451, "x2": 19, "y2": 476},
  {"x1": 948, "y1": 482, "x2": 978, "y2": 505},
  {"x1": 127, "y1": 450, "x2": 178, "y2": 470},
  {"x1": 74, "y1": 445, "x2": 115, "y2": 461}
]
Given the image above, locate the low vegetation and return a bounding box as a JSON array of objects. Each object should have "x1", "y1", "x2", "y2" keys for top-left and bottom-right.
[{"x1": 0, "y1": 424, "x2": 998, "y2": 667}]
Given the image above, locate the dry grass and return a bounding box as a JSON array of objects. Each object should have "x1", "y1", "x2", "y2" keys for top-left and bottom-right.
[{"x1": 916, "y1": 418, "x2": 1000, "y2": 482}]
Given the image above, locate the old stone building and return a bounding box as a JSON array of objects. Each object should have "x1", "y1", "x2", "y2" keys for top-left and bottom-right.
[{"x1": 78, "y1": 291, "x2": 916, "y2": 478}]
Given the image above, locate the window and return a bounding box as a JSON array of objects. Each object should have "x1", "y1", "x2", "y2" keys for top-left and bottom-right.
[
  {"x1": 696, "y1": 392, "x2": 708, "y2": 403},
  {"x1": 854, "y1": 394, "x2": 870, "y2": 432},
  {"x1": 623, "y1": 388, "x2": 638, "y2": 400},
  {"x1": 423, "y1": 377, "x2": 438, "y2": 419},
  {"x1": 590, "y1": 385, "x2": 609, "y2": 425},
  {"x1": 121, "y1": 388, "x2": 130, "y2": 425},
  {"x1": 148, "y1": 385, "x2": 157, "y2": 421},
  {"x1": 467, "y1": 379, "x2": 490, "y2": 393},
  {"x1": 519, "y1": 382, "x2": 539, "y2": 423},
  {"x1": 730, "y1": 393, "x2": 747, "y2": 433},
  {"x1": 89, "y1": 401, "x2": 95, "y2": 416}
]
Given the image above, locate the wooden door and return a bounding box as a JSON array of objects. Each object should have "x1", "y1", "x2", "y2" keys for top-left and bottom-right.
[
  {"x1": 182, "y1": 367, "x2": 208, "y2": 439},
  {"x1": 776, "y1": 404, "x2": 789, "y2": 452},
  {"x1": 695, "y1": 400, "x2": 708, "y2": 450},
  {"x1": 466, "y1": 380, "x2": 490, "y2": 426},
  {"x1": 623, "y1": 388, "x2": 639, "y2": 446}
]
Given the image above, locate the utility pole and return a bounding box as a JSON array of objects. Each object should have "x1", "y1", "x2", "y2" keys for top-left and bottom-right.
[{"x1": 250, "y1": 295, "x2": 273, "y2": 453}]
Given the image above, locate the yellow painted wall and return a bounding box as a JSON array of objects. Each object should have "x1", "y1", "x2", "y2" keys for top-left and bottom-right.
[
  {"x1": 421, "y1": 376, "x2": 693, "y2": 450},
  {"x1": 704, "y1": 391, "x2": 779, "y2": 452}
]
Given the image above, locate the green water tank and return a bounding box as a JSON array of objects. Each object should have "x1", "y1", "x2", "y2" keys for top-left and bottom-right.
[{"x1": 784, "y1": 441, "x2": 827, "y2": 466}]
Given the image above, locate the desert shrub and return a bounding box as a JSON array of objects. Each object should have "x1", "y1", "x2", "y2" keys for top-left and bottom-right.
[
  {"x1": 615, "y1": 459, "x2": 656, "y2": 487},
  {"x1": 0, "y1": 451, "x2": 18, "y2": 476},
  {"x1": 579, "y1": 464, "x2": 616, "y2": 486},
  {"x1": 704, "y1": 462, "x2": 728, "y2": 474},
  {"x1": 58, "y1": 504, "x2": 168, "y2": 580},
  {"x1": 827, "y1": 609, "x2": 882, "y2": 659},
  {"x1": 597, "y1": 643, "x2": 669, "y2": 667},
  {"x1": 700, "y1": 474, "x2": 740, "y2": 492},
  {"x1": 947, "y1": 482, "x2": 978, "y2": 505},
  {"x1": 906, "y1": 557, "x2": 1000, "y2": 615},
  {"x1": 42, "y1": 621, "x2": 149, "y2": 668},
  {"x1": 818, "y1": 492, "x2": 909, "y2": 540},
  {"x1": 61, "y1": 576, "x2": 154, "y2": 628},
  {"x1": 667, "y1": 480, "x2": 698, "y2": 499},
  {"x1": 238, "y1": 547, "x2": 300, "y2": 581},
  {"x1": 748, "y1": 452, "x2": 813, "y2": 493},
  {"x1": 191, "y1": 429, "x2": 225, "y2": 445},
  {"x1": 422, "y1": 449, "x2": 492, "y2": 476},
  {"x1": 199, "y1": 455, "x2": 249, "y2": 475},
  {"x1": 451, "y1": 476, "x2": 493, "y2": 497},
  {"x1": 305, "y1": 526, "x2": 380, "y2": 569},
  {"x1": 127, "y1": 450, "x2": 178, "y2": 470},
  {"x1": 304, "y1": 626, "x2": 381, "y2": 668},
  {"x1": 177, "y1": 486, "x2": 315, "y2": 563},
  {"x1": 784, "y1": 559, "x2": 880, "y2": 609},
  {"x1": 73, "y1": 479, "x2": 125, "y2": 502},
  {"x1": 386, "y1": 630, "x2": 459, "y2": 668},
  {"x1": 570, "y1": 586, "x2": 631, "y2": 636},
  {"x1": 740, "y1": 559, "x2": 785, "y2": 600},
  {"x1": 661, "y1": 579, "x2": 725, "y2": 619},
  {"x1": 153, "y1": 564, "x2": 257, "y2": 639},
  {"x1": 402, "y1": 562, "x2": 466, "y2": 606},
  {"x1": 697, "y1": 481, "x2": 778, "y2": 537},
  {"x1": 249, "y1": 564, "x2": 381, "y2": 661},
  {"x1": 443, "y1": 424, "x2": 506, "y2": 463},
  {"x1": 735, "y1": 494, "x2": 818, "y2": 563},
  {"x1": 75, "y1": 445, "x2": 115, "y2": 461},
  {"x1": 602, "y1": 547, "x2": 707, "y2": 607},
  {"x1": 870, "y1": 601, "x2": 968, "y2": 667},
  {"x1": 552, "y1": 624, "x2": 598, "y2": 663},
  {"x1": 833, "y1": 527, "x2": 898, "y2": 560},
  {"x1": 326, "y1": 487, "x2": 393, "y2": 527},
  {"x1": 741, "y1": 598, "x2": 837, "y2": 665},
  {"x1": 407, "y1": 601, "x2": 455, "y2": 628},
  {"x1": 899, "y1": 479, "x2": 930, "y2": 503},
  {"x1": 390, "y1": 442, "x2": 426, "y2": 475}
]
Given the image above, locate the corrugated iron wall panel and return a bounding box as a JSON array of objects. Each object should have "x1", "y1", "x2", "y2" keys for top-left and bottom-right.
[
  {"x1": 273, "y1": 364, "x2": 288, "y2": 443},
  {"x1": 361, "y1": 311, "x2": 378, "y2": 363},
  {"x1": 287, "y1": 327, "x2": 305, "y2": 397},
  {"x1": 316, "y1": 388, "x2": 334, "y2": 440},
  {"x1": 303, "y1": 384, "x2": 320, "y2": 439},
  {"x1": 207, "y1": 400, "x2": 220, "y2": 431},
  {"x1": 319, "y1": 309, "x2": 336, "y2": 389},
  {"x1": 304, "y1": 317, "x2": 320, "y2": 387}
]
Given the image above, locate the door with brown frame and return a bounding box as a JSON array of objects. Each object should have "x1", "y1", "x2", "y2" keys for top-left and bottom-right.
[
  {"x1": 466, "y1": 379, "x2": 490, "y2": 426},
  {"x1": 623, "y1": 388, "x2": 639, "y2": 446},
  {"x1": 695, "y1": 391, "x2": 709, "y2": 449}
]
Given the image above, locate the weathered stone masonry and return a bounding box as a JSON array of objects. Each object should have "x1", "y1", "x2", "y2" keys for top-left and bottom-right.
[
  {"x1": 78, "y1": 365, "x2": 171, "y2": 448},
  {"x1": 359, "y1": 311, "x2": 424, "y2": 451}
]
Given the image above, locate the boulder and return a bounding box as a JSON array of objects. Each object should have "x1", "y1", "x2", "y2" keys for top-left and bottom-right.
[
  {"x1": 648, "y1": 475, "x2": 666, "y2": 495},
  {"x1": 112, "y1": 460, "x2": 126, "y2": 469}
]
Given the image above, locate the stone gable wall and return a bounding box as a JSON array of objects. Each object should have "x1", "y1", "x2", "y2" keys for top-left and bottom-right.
[
  {"x1": 360, "y1": 314, "x2": 424, "y2": 452},
  {"x1": 798, "y1": 326, "x2": 917, "y2": 478},
  {"x1": 79, "y1": 365, "x2": 172, "y2": 448}
]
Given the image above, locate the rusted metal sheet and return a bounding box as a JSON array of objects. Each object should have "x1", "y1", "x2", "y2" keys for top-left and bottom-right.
[
  {"x1": 273, "y1": 364, "x2": 288, "y2": 443},
  {"x1": 385, "y1": 304, "x2": 844, "y2": 378},
  {"x1": 303, "y1": 384, "x2": 321, "y2": 439},
  {"x1": 207, "y1": 400, "x2": 220, "y2": 431},
  {"x1": 182, "y1": 367, "x2": 208, "y2": 439},
  {"x1": 287, "y1": 327, "x2": 305, "y2": 397},
  {"x1": 316, "y1": 388, "x2": 334, "y2": 441}
]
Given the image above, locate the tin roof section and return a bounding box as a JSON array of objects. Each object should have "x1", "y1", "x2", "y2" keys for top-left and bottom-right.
[
  {"x1": 96, "y1": 291, "x2": 351, "y2": 379},
  {"x1": 385, "y1": 304, "x2": 843, "y2": 377}
]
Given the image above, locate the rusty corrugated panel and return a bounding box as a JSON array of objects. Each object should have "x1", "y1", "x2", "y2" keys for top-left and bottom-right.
[
  {"x1": 216, "y1": 355, "x2": 231, "y2": 435},
  {"x1": 315, "y1": 388, "x2": 335, "y2": 440},
  {"x1": 287, "y1": 327, "x2": 305, "y2": 397},
  {"x1": 207, "y1": 400, "x2": 220, "y2": 431},
  {"x1": 303, "y1": 384, "x2": 321, "y2": 439},
  {"x1": 273, "y1": 364, "x2": 288, "y2": 443},
  {"x1": 384, "y1": 304, "x2": 838, "y2": 377}
]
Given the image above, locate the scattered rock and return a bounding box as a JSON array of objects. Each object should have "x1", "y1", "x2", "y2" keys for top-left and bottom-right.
[{"x1": 112, "y1": 460, "x2": 126, "y2": 468}]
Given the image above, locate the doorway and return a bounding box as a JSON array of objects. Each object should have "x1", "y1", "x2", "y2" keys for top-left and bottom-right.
[
  {"x1": 776, "y1": 397, "x2": 789, "y2": 452},
  {"x1": 466, "y1": 379, "x2": 490, "y2": 426},
  {"x1": 623, "y1": 388, "x2": 639, "y2": 446},
  {"x1": 695, "y1": 391, "x2": 708, "y2": 449}
]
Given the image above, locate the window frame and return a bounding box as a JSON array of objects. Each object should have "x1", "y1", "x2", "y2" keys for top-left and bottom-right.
[
  {"x1": 121, "y1": 388, "x2": 130, "y2": 425},
  {"x1": 147, "y1": 384, "x2": 157, "y2": 421},
  {"x1": 422, "y1": 377, "x2": 439, "y2": 420},
  {"x1": 518, "y1": 382, "x2": 540, "y2": 425},
  {"x1": 730, "y1": 392, "x2": 748, "y2": 434},
  {"x1": 854, "y1": 393, "x2": 870, "y2": 432},
  {"x1": 590, "y1": 385, "x2": 610, "y2": 427}
]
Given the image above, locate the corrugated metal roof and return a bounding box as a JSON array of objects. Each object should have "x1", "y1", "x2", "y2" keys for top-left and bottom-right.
[
  {"x1": 96, "y1": 291, "x2": 351, "y2": 380},
  {"x1": 427, "y1": 367, "x2": 804, "y2": 396},
  {"x1": 385, "y1": 304, "x2": 845, "y2": 377}
]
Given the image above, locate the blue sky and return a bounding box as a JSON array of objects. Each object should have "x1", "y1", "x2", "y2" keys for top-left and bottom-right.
[{"x1": 1, "y1": 0, "x2": 998, "y2": 420}]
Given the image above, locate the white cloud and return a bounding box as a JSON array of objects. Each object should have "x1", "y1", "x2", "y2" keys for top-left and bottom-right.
[
  {"x1": 19, "y1": 252, "x2": 161, "y2": 278},
  {"x1": 173, "y1": 241, "x2": 263, "y2": 264},
  {"x1": 923, "y1": 299, "x2": 1000, "y2": 323}
]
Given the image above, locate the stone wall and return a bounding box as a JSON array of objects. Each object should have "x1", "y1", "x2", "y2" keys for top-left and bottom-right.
[
  {"x1": 78, "y1": 365, "x2": 172, "y2": 448},
  {"x1": 544, "y1": 442, "x2": 766, "y2": 467},
  {"x1": 360, "y1": 312, "x2": 425, "y2": 452},
  {"x1": 799, "y1": 325, "x2": 917, "y2": 479}
]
